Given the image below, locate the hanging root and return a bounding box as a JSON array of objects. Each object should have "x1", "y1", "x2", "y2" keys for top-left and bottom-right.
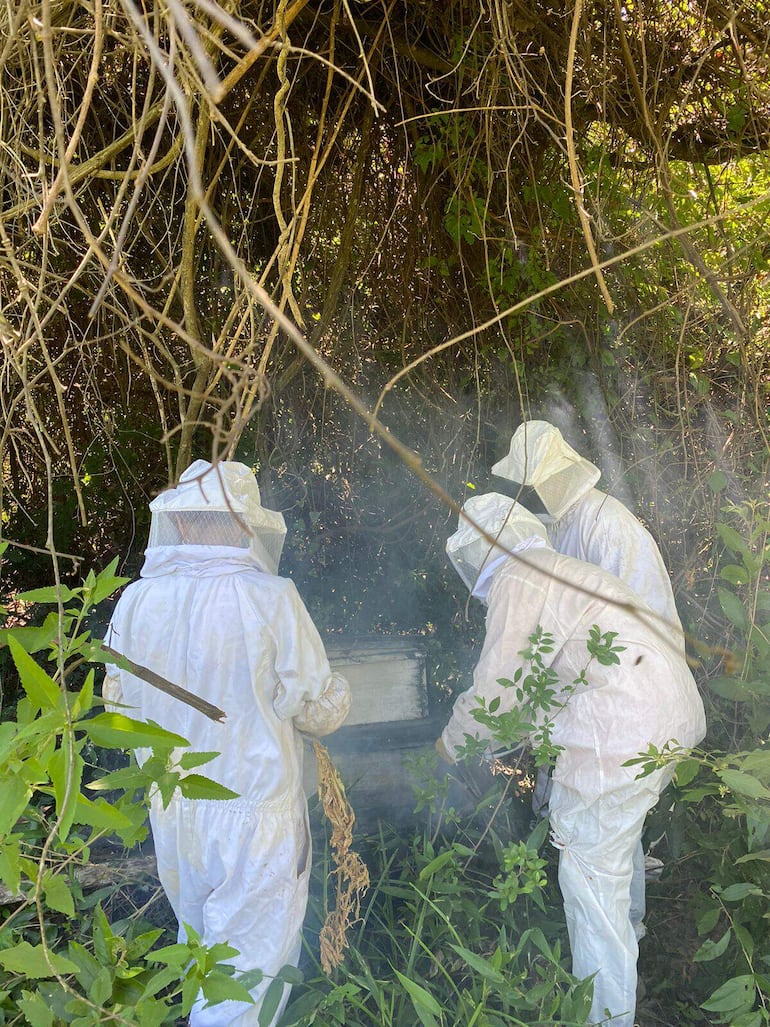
[{"x1": 313, "y1": 740, "x2": 370, "y2": 973}]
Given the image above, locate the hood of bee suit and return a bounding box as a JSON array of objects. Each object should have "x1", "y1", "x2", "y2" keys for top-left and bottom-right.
[
  {"x1": 491, "y1": 420, "x2": 601, "y2": 521},
  {"x1": 446, "y1": 492, "x2": 550, "y2": 601},
  {"x1": 147, "y1": 459, "x2": 287, "y2": 574}
]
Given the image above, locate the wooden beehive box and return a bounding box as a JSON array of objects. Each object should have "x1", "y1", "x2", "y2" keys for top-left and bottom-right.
[{"x1": 304, "y1": 636, "x2": 442, "y2": 827}]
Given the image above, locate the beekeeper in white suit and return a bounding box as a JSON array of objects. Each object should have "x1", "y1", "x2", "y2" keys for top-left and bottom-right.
[
  {"x1": 103, "y1": 460, "x2": 351, "y2": 1027},
  {"x1": 436, "y1": 493, "x2": 705, "y2": 1027},
  {"x1": 491, "y1": 419, "x2": 683, "y2": 642}
]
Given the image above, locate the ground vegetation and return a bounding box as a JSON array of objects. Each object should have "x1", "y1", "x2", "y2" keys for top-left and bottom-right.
[{"x1": 1, "y1": 0, "x2": 769, "y2": 1023}]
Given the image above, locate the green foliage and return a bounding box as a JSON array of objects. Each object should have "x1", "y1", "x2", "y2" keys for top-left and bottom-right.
[
  {"x1": 284, "y1": 794, "x2": 591, "y2": 1026},
  {"x1": 468, "y1": 624, "x2": 624, "y2": 767},
  {"x1": 631, "y1": 502, "x2": 770, "y2": 1025},
  {"x1": 0, "y1": 565, "x2": 263, "y2": 1023}
]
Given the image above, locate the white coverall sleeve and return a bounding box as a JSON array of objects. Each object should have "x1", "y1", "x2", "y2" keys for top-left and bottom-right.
[
  {"x1": 269, "y1": 581, "x2": 351, "y2": 737},
  {"x1": 441, "y1": 567, "x2": 548, "y2": 761},
  {"x1": 102, "y1": 668, "x2": 123, "y2": 710},
  {"x1": 101, "y1": 622, "x2": 124, "y2": 711}
]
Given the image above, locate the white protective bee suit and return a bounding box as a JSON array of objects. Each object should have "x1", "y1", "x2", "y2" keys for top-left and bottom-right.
[
  {"x1": 492, "y1": 420, "x2": 685, "y2": 940},
  {"x1": 438, "y1": 494, "x2": 705, "y2": 1027},
  {"x1": 103, "y1": 460, "x2": 351, "y2": 1027}
]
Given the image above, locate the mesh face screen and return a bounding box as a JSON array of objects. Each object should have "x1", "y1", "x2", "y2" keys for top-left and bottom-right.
[{"x1": 148, "y1": 510, "x2": 252, "y2": 548}]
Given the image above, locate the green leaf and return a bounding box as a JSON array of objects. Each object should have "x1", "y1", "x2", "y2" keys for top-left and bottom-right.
[
  {"x1": 73, "y1": 794, "x2": 135, "y2": 833},
  {"x1": 43, "y1": 872, "x2": 75, "y2": 918},
  {"x1": 0, "y1": 942, "x2": 79, "y2": 978},
  {"x1": 717, "y1": 524, "x2": 749, "y2": 557},
  {"x1": 718, "y1": 588, "x2": 748, "y2": 632},
  {"x1": 449, "y1": 944, "x2": 506, "y2": 983},
  {"x1": 16, "y1": 585, "x2": 78, "y2": 604},
  {"x1": 71, "y1": 672, "x2": 95, "y2": 720},
  {"x1": 707, "y1": 676, "x2": 754, "y2": 702},
  {"x1": 730, "y1": 1012, "x2": 764, "y2": 1027},
  {"x1": 8, "y1": 637, "x2": 61, "y2": 711},
  {"x1": 258, "y1": 977, "x2": 289, "y2": 1027},
  {"x1": 149, "y1": 943, "x2": 194, "y2": 968},
  {"x1": 17, "y1": 991, "x2": 55, "y2": 1027},
  {"x1": 86, "y1": 765, "x2": 149, "y2": 794},
  {"x1": 675, "y1": 758, "x2": 701, "y2": 787},
  {"x1": 0, "y1": 774, "x2": 33, "y2": 838},
  {"x1": 697, "y1": 906, "x2": 721, "y2": 935},
  {"x1": 0, "y1": 613, "x2": 60, "y2": 654},
  {"x1": 88, "y1": 558, "x2": 131, "y2": 606},
  {"x1": 47, "y1": 744, "x2": 85, "y2": 842},
  {"x1": 700, "y1": 974, "x2": 755, "y2": 1014},
  {"x1": 201, "y1": 969, "x2": 255, "y2": 1007},
  {"x1": 88, "y1": 967, "x2": 113, "y2": 1007},
  {"x1": 394, "y1": 970, "x2": 442, "y2": 1022},
  {"x1": 275, "y1": 965, "x2": 303, "y2": 985},
  {"x1": 720, "y1": 564, "x2": 750, "y2": 586},
  {"x1": 84, "y1": 713, "x2": 189, "y2": 750},
  {"x1": 717, "y1": 769, "x2": 770, "y2": 800},
  {"x1": 735, "y1": 850, "x2": 770, "y2": 864},
  {"x1": 708, "y1": 470, "x2": 727, "y2": 493},
  {"x1": 178, "y1": 751, "x2": 220, "y2": 771},
  {"x1": 126, "y1": 929, "x2": 164, "y2": 962},
  {"x1": 694, "y1": 928, "x2": 732, "y2": 962},
  {"x1": 526, "y1": 814, "x2": 550, "y2": 851},
  {"x1": 718, "y1": 883, "x2": 763, "y2": 902},
  {"x1": 177, "y1": 775, "x2": 239, "y2": 801}
]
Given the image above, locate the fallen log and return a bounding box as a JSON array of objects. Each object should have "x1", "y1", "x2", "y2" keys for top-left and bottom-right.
[{"x1": 0, "y1": 855, "x2": 159, "y2": 906}]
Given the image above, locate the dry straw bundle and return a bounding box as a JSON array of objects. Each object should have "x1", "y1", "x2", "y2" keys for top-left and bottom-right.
[{"x1": 313, "y1": 740, "x2": 370, "y2": 974}]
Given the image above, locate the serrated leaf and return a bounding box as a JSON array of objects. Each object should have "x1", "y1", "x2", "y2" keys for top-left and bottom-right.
[
  {"x1": 178, "y1": 751, "x2": 220, "y2": 771},
  {"x1": 17, "y1": 991, "x2": 55, "y2": 1027},
  {"x1": 149, "y1": 943, "x2": 193, "y2": 967},
  {"x1": 84, "y1": 713, "x2": 189, "y2": 750},
  {"x1": 86, "y1": 766, "x2": 148, "y2": 793},
  {"x1": 88, "y1": 558, "x2": 131, "y2": 606},
  {"x1": 177, "y1": 775, "x2": 239, "y2": 802},
  {"x1": 17, "y1": 585, "x2": 78, "y2": 604},
  {"x1": 0, "y1": 942, "x2": 79, "y2": 978},
  {"x1": 43, "y1": 872, "x2": 75, "y2": 918},
  {"x1": 0, "y1": 614, "x2": 60, "y2": 654},
  {"x1": 73, "y1": 795, "x2": 134, "y2": 833},
  {"x1": 8, "y1": 637, "x2": 61, "y2": 711},
  {"x1": 201, "y1": 969, "x2": 255, "y2": 1006}
]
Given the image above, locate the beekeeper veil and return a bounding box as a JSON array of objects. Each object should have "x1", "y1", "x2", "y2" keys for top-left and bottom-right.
[
  {"x1": 446, "y1": 493, "x2": 549, "y2": 602},
  {"x1": 147, "y1": 459, "x2": 287, "y2": 574},
  {"x1": 491, "y1": 420, "x2": 601, "y2": 521}
]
